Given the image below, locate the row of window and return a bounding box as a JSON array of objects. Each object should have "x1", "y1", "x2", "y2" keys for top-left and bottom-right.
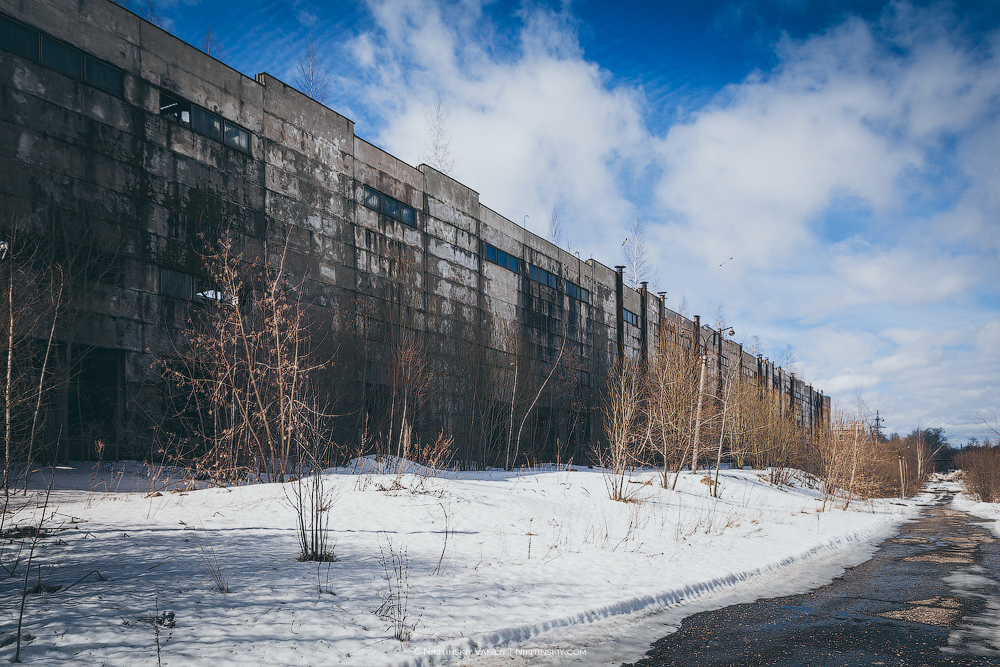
[
  {"x1": 363, "y1": 186, "x2": 418, "y2": 227},
  {"x1": 623, "y1": 308, "x2": 639, "y2": 327},
  {"x1": 159, "y1": 90, "x2": 250, "y2": 154},
  {"x1": 566, "y1": 281, "x2": 591, "y2": 304},
  {"x1": 528, "y1": 264, "x2": 558, "y2": 289},
  {"x1": 484, "y1": 243, "x2": 521, "y2": 273},
  {"x1": 1, "y1": 13, "x2": 124, "y2": 97}
]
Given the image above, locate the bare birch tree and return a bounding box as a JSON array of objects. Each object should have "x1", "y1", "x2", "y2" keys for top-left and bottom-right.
[
  {"x1": 294, "y1": 41, "x2": 331, "y2": 104},
  {"x1": 421, "y1": 95, "x2": 456, "y2": 175}
]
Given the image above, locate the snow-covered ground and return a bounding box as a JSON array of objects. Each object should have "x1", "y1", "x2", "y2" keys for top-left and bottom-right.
[{"x1": 1, "y1": 461, "x2": 922, "y2": 665}]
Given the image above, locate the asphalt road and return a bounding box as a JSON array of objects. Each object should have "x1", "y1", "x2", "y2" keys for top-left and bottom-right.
[{"x1": 623, "y1": 486, "x2": 1000, "y2": 667}]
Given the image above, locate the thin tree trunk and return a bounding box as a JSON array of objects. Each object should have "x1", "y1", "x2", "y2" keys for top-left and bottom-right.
[
  {"x1": 23, "y1": 276, "x2": 62, "y2": 493},
  {"x1": 691, "y1": 355, "x2": 707, "y2": 474},
  {"x1": 4, "y1": 264, "x2": 14, "y2": 495}
]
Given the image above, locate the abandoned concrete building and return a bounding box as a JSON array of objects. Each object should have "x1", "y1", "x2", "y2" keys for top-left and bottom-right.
[{"x1": 1, "y1": 0, "x2": 830, "y2": 465}]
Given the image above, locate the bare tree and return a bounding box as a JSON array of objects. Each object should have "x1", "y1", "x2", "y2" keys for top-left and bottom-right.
[
  {"x1": 294, "y1": 41, "x2": 331, "y2": 104},
  {"x1": 421, "y1": 95, "x2": 456, "y2": 175},
  {"x1": 548, "y1": 206, "x2": 562, "y2": 247},
  {"x1": 159, "y1": 228, "x2": 333, "y2": 483},
  {"x1": 599, "y1": 357, "x2": 643, "y2": 501},
  {"x1": 112, "y1": 0, "x2": 162, "y2": 26},
  {"x1": 200, "y1": 22, "x2": 225, "y2": 59},
  {"x1": 623, "y1": 216, "x2": 653, "y2": 290}
]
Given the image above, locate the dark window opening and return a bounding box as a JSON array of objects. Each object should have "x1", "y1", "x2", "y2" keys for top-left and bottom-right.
[
  {"x1": 67, "y1": 347, "x2": 122, "y2": 460},
  {"x1": 160, "y1": 90, "x2": 191, "y2": 125},
  {"x1": 160, "y1": 267, "x2": 196, "y2": 300},
  {"x1": 40, "y1": 34, "x2": 81, "y2": 79},
  {"x1": 623, "y1": 308, "x2": 639, "y2": 327},
  {"x1": 0, "y1": 14, "x2": 39, "y2": 60}
]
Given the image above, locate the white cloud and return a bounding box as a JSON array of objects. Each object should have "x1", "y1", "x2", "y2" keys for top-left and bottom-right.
[{"x1": 353, "y1": 0, "x2": 647, "y2": 247}]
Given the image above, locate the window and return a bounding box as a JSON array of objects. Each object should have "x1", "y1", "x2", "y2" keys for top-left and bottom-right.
[
  {"x1": 159, "y1": 89, "x2": 251, "y2": 154},
  {"x1": 529, "y1": 264, "x2": 558, "y2": 289},
  {"x1": 566, "y1": 281, "x2": 590, "y2": 304},
  {"x1": 160, "y1": 267, "x2": 195, "y2": 300},
  {"x1": 623, "y1": 308, "x2": 639, "y2": 327},
  {"x1": 223, "y1": 120, "x2": 249, "y2": 152},
  {"x1": 362, "y1": 186, "x2": 417, "y2": 227},
  {"x1": 40, "y1": 34, "x2": 81, "y2": 79},
  {"x1": 1, "y1": 14, "x2": 124, "y2": 97},
  {"x1": 0, "y1": 14, "x2": 39, "y2": 60},
  {"x1": 484, "y1": 243, "x2": 519, "y2": 272},
  {"x1": 191, "y1": 105, "x2": 222, "y2": 141},
  {"x1": 364, "y1": 186, "x2": 381, "y2": 211},
  {"x1": 84, "y1": 56, "x2": 123, "y2": 96},
  {"x1": 159, "y1": 90, "x2": 191, "y2": 124}
]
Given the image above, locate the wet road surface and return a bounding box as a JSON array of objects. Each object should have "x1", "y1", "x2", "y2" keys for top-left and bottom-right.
[{"x1": 623, "y1": 486, "x2": 1000, "y2": 666}]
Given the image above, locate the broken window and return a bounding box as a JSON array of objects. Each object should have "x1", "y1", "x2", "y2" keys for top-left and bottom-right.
[
  {"x1": 159, "y1": 89, "x2": 250, "y2": 154},
  {"x1": 159, "y1": 90, "x2": 191, "y2": 125}
]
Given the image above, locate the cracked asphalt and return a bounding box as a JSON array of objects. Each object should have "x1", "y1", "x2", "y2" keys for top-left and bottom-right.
[{"x1": 622, "y1": 485, "x2": 1000, "y2": 666}]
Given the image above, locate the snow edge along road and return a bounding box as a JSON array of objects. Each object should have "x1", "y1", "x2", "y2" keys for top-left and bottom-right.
[{"x1": 394, "y1": 501, "x2": 922, "y2": 667}]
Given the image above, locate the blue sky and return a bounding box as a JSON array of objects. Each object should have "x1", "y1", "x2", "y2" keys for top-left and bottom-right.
[{"x1": 151, "y1": 0, "x2": 1000, "y2": 443}]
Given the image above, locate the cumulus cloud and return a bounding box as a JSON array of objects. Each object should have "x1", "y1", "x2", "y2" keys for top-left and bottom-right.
[
  {"x1": 351, "y1": 0, "x2": 647, "y2": 247},
  {"x1": 646, "y1": 2, "x2": 1000, "y2": 439}
]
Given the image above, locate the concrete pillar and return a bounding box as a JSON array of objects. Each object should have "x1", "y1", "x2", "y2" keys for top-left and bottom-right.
[{"x1": 614, "y1": 266, "x2": 624, "y2": 367}]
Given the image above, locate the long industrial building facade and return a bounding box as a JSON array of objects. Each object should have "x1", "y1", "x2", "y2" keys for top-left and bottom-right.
[{"x1": 0, "y1": 0, "x2": 829, "y2": 463}]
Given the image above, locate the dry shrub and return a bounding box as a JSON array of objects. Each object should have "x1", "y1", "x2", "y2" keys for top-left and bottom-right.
[{"x1": 961, "y1": 446, "x2": 1000, "y2": 502}]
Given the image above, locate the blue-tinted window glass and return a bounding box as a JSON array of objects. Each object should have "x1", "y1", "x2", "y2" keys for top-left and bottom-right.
[
  {"x1": 223, "y1": 120, "x2": 249, "y2": 153},
  {"x1": 401, "y1": 205, "x2": 416, "y2": 226},
  {"x1": 364, "y1": 186, "x2": 381, "y2": 212},
  {"x1": 84, "y1": 56, "x2": 122, "y2": 97},
  {"x1": 192, "y1": 106, "x2": 222, "y2": 141},
  {"x1": 0, "y1": 15, "x2": 39, "y2": 60},
  {"x1": 382, "y1": 197, "x2": 400, "y2": 220},
  {"x1": 508, "y1": 256, "x2": 520, "y2": 273},
  {"x1": 485, "y1": 244, "x2": 497, "y2": 263},
  {"x1": 40, "y1": 35, "x2": 81, "y2": 79}
]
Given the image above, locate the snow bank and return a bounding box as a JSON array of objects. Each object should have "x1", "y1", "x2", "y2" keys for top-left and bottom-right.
[{"x1": 0, "y1": 463, "x2": 918, "y2": 665}]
